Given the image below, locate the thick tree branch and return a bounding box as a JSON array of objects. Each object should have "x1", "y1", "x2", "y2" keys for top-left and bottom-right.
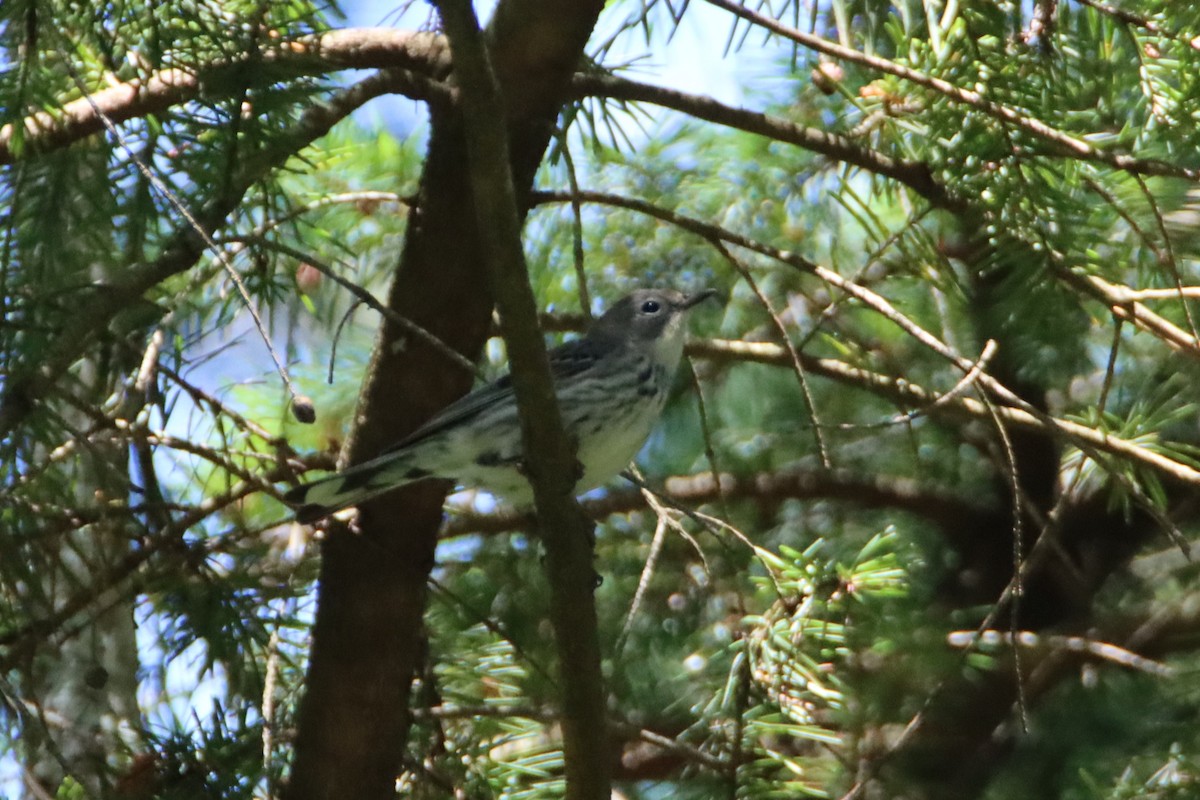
[
  {"x1": 435, "y1": 2, "x2": 610, "y2": 797},
  {"x1": 441, "y1": 465, "x2": 988, "y2": 538},
  {"x1": 571, "y1": 73, "x2": 957, "y2": 209},
  {"x1": 0, "y1": 29, "x2": 449, "y2": 165}
]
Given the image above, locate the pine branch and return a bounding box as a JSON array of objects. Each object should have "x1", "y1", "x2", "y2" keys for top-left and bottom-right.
[
  {"x1": 411, "y1": 706, "x2": 728, "y2": 776},
  {"x1": 1056, "y1": 269, "x2": 1200, "y2": 354},
  {"x1": 440, "y1": 465, "x2": 988, "y2": 537},
  {"x1": 1073, "y1": 0, "x2": 1178, "y2": 38},
  {"x1": 0, "y1": 69, "x2": 415, "y2": 443},
  {"x1": 0, "y1": 478, "x2": 271, "y2": 670},
  {"x1": 0, "y1": 29, "x2": 450, "y2": 165},
  {"x1": 705, "y1": 0, "x2": 1200, "y2": 181},
  {"x1": 571, "y1": 73, "x2": 957, "y2": 209}
]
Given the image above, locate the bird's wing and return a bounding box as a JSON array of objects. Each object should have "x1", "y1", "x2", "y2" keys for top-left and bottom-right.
[{"x1": 382, "y1": 337, "x2": 605, "y2": 453}]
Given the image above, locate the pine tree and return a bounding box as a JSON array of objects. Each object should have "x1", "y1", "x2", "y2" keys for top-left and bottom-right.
[{"x1": 4, "y1": 2, "x2": 1200, "y2": 798}]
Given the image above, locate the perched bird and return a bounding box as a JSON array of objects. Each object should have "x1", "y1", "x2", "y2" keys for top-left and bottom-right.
[{"x1": 284, "y1": 288, "x2": 715, "y2": 523}]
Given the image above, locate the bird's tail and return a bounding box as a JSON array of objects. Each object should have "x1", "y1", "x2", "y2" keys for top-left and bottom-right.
[{"x1": 283, "y1": 452, "x2": 437, "y2": 523}]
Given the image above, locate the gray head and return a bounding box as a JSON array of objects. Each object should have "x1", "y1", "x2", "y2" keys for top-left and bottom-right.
[{"x1": 588, "y1": 288, "x2": 716, "y2": 360}]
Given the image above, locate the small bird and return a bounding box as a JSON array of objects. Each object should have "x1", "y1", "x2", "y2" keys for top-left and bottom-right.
[{"x1": 285, "y1": 288, "x2": 716, "y2": 523}]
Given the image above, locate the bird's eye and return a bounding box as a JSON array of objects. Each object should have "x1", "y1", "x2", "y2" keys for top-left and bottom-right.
[{"x1": 640, "y1": 300, "x2": 662, "y2": 314}]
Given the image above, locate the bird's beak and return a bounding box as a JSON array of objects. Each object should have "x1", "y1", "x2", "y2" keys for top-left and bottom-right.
[{"x1": 681, "y1": 289, "x2": 718, "y2": 310}]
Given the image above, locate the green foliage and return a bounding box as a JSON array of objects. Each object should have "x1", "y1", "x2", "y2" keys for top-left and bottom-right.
[
  {"x1": 410, "y1": 526, "x2": 914, "y2": 798},
  {"x1": 7, "y1": 1, "x2": 1200, "y2": 798}
]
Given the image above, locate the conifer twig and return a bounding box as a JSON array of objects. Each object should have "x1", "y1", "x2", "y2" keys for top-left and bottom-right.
[{"x1": 704, "y1": 0, "x2": 1199, "y2": 181}]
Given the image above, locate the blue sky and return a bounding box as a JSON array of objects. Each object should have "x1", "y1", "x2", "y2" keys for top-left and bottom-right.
[{"x1": 338, "y1": 0, "x2": 756, "y2": 132}]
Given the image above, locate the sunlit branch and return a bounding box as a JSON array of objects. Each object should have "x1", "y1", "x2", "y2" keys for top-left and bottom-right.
[
  {"x1": 706, "y1": 337, "x2": 1200, "y2": 488},
  {"x1": 704, "y1": 0, "x2": 1199, "y2": 181},
  {"x1": 440, "y1": 464, "x2": 986, "y2": 537},
  {"x1": 0, "y1": 29, "x2": 450, "y2": 165},
  {"x1": 946, "y1": 629, "x2": 1173, "y2": 678},
  {"x1": 571, "y1": 73, "x2": 956, "y2": 209},
  {"x1": 1058, "y1": 270, "x2": 1200, "y2": 354},
  {"x1": 112, "y1": 420, "x2": 279, "y2": 494}
]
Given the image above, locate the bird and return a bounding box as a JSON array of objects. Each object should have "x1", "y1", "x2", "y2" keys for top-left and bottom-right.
[{"x1": 284, "y1": 288, "x2": 716, "y2": 523}]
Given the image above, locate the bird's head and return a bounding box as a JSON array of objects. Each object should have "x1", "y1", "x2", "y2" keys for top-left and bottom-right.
[{"x1": 591, "y1": 288, "x2": 716, "y2": 364}]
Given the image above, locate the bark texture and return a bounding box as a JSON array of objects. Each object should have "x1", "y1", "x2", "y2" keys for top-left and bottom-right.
[{"x1": 285, "y1": 3, "x2": 605, "y2": 798}]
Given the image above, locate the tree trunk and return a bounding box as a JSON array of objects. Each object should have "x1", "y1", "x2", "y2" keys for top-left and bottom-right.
[{"x1": 285, "y1": 3, "x2": 605, "y2": 798}]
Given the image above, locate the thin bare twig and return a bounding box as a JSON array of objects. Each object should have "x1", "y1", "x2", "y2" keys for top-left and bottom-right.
[
  {"x1": 617, "y1": 511, "x2": 669, "y2": 656},
  {"x1": 714, "y1": 241, "x2": 829, "y2": 466},
  {"x1": 248, "y1": 240, "x2": 479, "y2": 378},
  {"x1": 554, "y1": 128, "x2": 593, "y2": 319},
  {"x1": 946, "y1": 629, "x2": 1174, "y2": 678}
]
